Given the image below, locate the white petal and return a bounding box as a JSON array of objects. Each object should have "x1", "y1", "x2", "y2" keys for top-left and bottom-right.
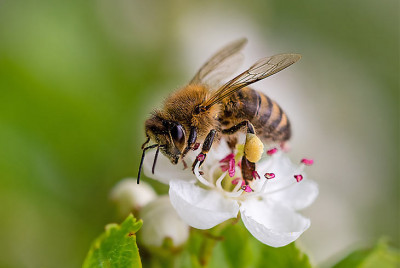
[
  {"x1": 257, "y1": 153, "x2": 297, "y2": 192},
  {"x1": 110, "y1": 178, "x2": 157, "y2": 213},
  {"x1": 140, "y1": 195, "x2": 189, "y2": 247},
  {"x1": 268, "y1": 178, "x2": 319, "y2": 210},
  {"x1": 169, "y1": 180, "x2": 239, "y2": 229},
  {"x1": 143, "y1": 149, "x2": 194, "y2": 184},
  {"x1": 240, "y1": 198, "x2": 310, "y2": 247},
  {"x1": 256, "y1": 153, "x2": 318, "y2": 210}
]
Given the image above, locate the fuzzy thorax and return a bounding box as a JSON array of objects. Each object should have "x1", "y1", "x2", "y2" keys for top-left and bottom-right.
[{"x1": 161, "y1": 84, "x2": 220, "y2": 139}]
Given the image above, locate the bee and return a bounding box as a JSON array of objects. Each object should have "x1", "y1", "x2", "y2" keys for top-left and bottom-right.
[{"x1": 137, "y1": 38, "x2": 301, "y2": 184}]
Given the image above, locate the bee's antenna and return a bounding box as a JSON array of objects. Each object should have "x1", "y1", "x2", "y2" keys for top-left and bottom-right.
[
  {"x1": 137, "y1": 144, "x2": 158, "y2": 184},
  {"x1": 152, "y1": 145, "x2": 160, "y2": 174},
  {"x1": 141, "y1": 136, "x2": 150, "y2": 149}
]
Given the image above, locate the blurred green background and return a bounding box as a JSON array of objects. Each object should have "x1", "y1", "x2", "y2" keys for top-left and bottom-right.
[{"x1": 0, "y1": 0, "x2": 398, "y2": 267}]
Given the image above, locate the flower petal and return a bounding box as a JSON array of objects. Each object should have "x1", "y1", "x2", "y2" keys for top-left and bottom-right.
[
  {"x1": 257, "y1": 153, "x2": 297, "y2": 192},
  {"x1": 110, "y1": 178, "x2": 157, "y2": 212},
  {"x1": 169, "y1": 180, "x2": 239, "y2": 229},
  {"x1": 240, "y1": 198, "x2": 310, "y2": 247},
  {"x1": 268, "y1": 178, "x2": 319, "y2": 210},
  {"x1": 140, "y1": 195, "x2": 189, "y2": 247},
  {"x1": 143, "y1": 149, "x2": 194, "y2": 184}
]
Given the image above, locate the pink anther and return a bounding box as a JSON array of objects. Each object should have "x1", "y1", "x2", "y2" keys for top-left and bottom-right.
[
  {"x1": 232, "y1": 178, "x2": 245, "y2": 186},
  {"x1": 301, "y1": 158, "x2": 314, "y2": 166},
  {"x1": 267, "y1": 148, "x2": 278, "y2": 155},
  {"x1": 294, "y1": 174, "x2": 303, "y2": 182},
  {"x1": 241, "y1": 185, "x2": 253, "y2": 193},
  {"x1": 264, "y1": 173, "x2": 275, "y2": 179},
  {"x1": 228, "y1": 158, "x2": 235, "y2": 177},
  {"x1": 252, "y1": 171, "x2": 260, "y2": 180},
  {"x1": 197, "y1": 154, "x2": 205, "y2": 162},
  {"x1": 220, "y1": 165, "x2": 228, "y2": 172},
  {"x1": 219, "y1": 153, "x2": 235, "y2": 163}
]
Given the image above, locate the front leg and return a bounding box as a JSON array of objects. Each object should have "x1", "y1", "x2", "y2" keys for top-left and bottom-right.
[
  {"x1": 182, "y1": 126, "x2": 197, "y2": 157},
  {"x1": 192, "y1": 129, "x2": 217, "y2": 172}
]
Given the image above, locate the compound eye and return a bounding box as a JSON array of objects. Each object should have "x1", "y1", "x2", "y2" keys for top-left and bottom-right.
[{"x1": 171, "y1": 124, "x2": 185, "y2": 145}]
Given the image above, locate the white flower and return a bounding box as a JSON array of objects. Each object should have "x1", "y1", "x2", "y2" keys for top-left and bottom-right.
[
  {"x1": 139, "y1": 195, "x2": 190, "y2": 248},
  {"x1": 110, "y1": 178, "x2": 157, "y2": 215},
  {"x1": 143, "y1": 139, "x2": 318, "y2": 247}
]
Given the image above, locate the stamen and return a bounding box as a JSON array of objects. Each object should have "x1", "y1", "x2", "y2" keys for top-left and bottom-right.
[
  {"x1": 264, "y1": 173, "x2": 275, "y2": 179},
  {"x1": 294, "y1": 174, "x2": 303, "y2": 182},
  {"x1": 219, "y1": 153, "x2": 235, "y2": 163},
  {"x1": 215, "y1": 171, "x2": 227, "y2": 191},
  {"x1": 252, "y1": 170, "x2": 260, "y2": 180},
  {"x1": 231, "y1": 178, "x2": 240, "y2": 185},
  {"x1": 228, "y1": 158, "x2": 235, "y2": 177},
  {"x1": 225, "y1": 187, "x2": 244, "y2": 197},
  {"x1": 267, "y1": 148, "x2": 278, "y2": 155},
  {"x1": 209, "y1": 161, "x2": 220, "y2": 183},
  {"x1": 193, "y1": 162, "x2": 214, "y2": 188},
  {"x1": 220, "y1": 165, "x2": 229, "y2": 172},
  {"x1": 244, "y1": 178, "x2": 269, "y2": 198},
  {"x1": 241, "y1": 185, "x2": 253, "y2": 193},
  {"x1": 221, "y1": 178, "x2": 244, "y2": 198},
  {"x1": 231, "y1": 178, "x2": 245, "y2": 186},
  {"x1": 301, "y1": 158, "x2": 314, "y2": 166}
]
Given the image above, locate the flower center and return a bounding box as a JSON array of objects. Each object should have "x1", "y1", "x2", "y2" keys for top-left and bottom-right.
[{"x1": 193, "y1": 148, "x2": 314, "y2": 202}]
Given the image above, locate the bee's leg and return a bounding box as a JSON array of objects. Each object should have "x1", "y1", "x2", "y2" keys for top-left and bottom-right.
[
  {"x1": 221, "y1": 120, "x2": 255, "y2": 135},
  {"x1": 192, "y1": 129, "x2": 217, "y2": 172},
  {"x1": 241, "y1": 156, "x2": 256, "y2": 184},
  {"x1": 182, "y1": 126, "x2": 197, "y2": 157},
  {"x1": 222, "y1": 121, "x2": 260, "y2": 185}
]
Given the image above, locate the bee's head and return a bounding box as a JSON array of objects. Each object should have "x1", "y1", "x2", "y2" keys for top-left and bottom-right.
[{"x1": 144, "y1": 115, "x2": 186, "y2": 164}]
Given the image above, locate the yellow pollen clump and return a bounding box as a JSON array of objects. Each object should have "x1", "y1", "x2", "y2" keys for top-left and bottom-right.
[{"x1": 244, "y1": 133, "x2": 264, "y2": 163}]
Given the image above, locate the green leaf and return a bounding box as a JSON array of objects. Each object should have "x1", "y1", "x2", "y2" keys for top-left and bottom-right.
[
  {"x1": 219, "y1": 221, "x2": 311, "y2": 268},
  {"x1": 83, "y1": 214, "x2": 143, "y2": 268},
  {"x1": 332, "y1": 240, "x2": 400, "y2": 268},
  {"x1": 255, "y1": 242, "x2": 312, "y2": 268},
  {"x1": 219, "y1": 222, "x2": 253, "y2": 268}
]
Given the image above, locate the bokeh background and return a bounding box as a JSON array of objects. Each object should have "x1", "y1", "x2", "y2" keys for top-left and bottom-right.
[{"x1": 0, "y1": 0, "x2": 398, "y2": 267}]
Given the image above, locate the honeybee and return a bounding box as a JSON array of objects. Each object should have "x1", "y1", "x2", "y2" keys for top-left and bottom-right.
[{"x1": 137, "y1": 38, "x2": 301, "y2": 184}]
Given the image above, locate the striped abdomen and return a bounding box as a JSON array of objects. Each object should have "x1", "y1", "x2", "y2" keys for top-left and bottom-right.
[{"x1": 219, "y1": 87, "x2": 291, "y2": 143}]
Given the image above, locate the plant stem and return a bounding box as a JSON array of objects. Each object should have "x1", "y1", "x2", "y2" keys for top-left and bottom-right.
[
  {"x1": 198, "y1": 218, "x2": 238, "y2": 267},
  {"x1": 199, "y1": 234, "x2": 219, "y2": 267}
]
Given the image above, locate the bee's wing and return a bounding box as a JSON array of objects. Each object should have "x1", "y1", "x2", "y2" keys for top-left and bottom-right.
[
  {"x1": 189, "y1": 38, "x2": 247, "y2": 87},
  {"x1": 201, "y1": 54, "x2": 301, "y2": 109}
]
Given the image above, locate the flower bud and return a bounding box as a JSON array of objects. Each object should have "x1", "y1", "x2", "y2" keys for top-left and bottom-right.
[
  {"x1": 244, "y1": 133, "x2": 264, "y2": 163},
  {"x1": 139, "y1": 195, "x2": 189, "y2": 248},
  {"x1": 110, "y1": 178, "x2": 157, "y2": 216}
]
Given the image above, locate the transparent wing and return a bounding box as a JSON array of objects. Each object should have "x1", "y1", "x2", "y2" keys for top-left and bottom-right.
[
  {"x1": 189, "y1": 38, "x2": 247, "y2": 87},
  {"x1": 201, "y1": 53, "x2": 301, "y2": 109}
]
